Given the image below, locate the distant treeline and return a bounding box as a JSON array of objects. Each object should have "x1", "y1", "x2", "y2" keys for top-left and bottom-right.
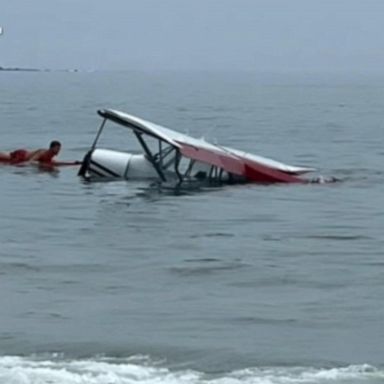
[
  {"x1": 0, "y1": 66, "x2": 41, "y2": 72},
  {"x1": 0, "y1": 66, "x2": 79, "y2": 72}
]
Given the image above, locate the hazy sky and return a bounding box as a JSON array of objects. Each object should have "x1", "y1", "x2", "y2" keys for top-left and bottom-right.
[{"x1": 2, "y1": 0, "x2": 384, "y2": 72}]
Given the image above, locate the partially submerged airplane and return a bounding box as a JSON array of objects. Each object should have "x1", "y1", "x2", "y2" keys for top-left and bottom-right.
[{"x1": 78, "y1": 109, "x2": 319, "y2": 185}]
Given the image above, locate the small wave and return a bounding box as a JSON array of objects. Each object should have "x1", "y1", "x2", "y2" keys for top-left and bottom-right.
[
  {"x1": 304, "y1": 234, "x2": 373, "y2": 241},
  {"x1": 190, "y1": 116, "x2": 221, "y2": 122},
  {"x1": 184, "y1": 258, "x2": 221, "y2": 263},
  {"x1": 189, "y1": 233, "x2": 235, "y2": 239},
  {"x1": 0, "y1": 356, "x2": 382, "y2": 384},
  {"x1": 329, "y1": 168, "x2": 384, "y2": 185},
  {"x1": 231, "y1": 316, "x2": 298, "y2": 326},
  {"x1": 170, "y1": 262, "x2": 247, "y2": 277},
  {"x1": 0, "y1": 262, "x2": 40, "y2": 273}
]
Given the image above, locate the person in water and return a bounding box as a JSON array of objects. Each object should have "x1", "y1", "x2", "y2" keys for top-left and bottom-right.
[{"x1": 0, "y1": 140, "x2": 80, "y2": 166}]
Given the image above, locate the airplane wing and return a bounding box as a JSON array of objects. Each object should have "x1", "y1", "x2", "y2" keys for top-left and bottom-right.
[
  {"x1": 98, "y1": 109, "x2": 181, "y2": 148},
  {"x1": 221, "y1": 146, "x2": 315, "y2": 175},
  {"x1": 178, "y1": 143, "x2": 306, "y2": 183},
  {"x1": 98, "y1": 109, "x2": 312, "y2": 183}
]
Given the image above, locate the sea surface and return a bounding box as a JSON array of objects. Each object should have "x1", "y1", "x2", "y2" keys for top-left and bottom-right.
[{"x1": 0, "y1": 70, "x2": 383, "y2": 383}]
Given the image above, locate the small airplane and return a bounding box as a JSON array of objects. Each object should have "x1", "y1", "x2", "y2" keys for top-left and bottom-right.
[{"x1": 78, "y1": 109, "x2": 323, "y2": 185}]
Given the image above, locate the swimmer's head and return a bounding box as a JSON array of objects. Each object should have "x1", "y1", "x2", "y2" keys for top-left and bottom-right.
[{"x1": 49, "y1": 140, "x2": 61, "y2": 155}]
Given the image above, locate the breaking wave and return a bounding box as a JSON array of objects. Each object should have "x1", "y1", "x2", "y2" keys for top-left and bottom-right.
[{"x1": 0, "y1": 356, "x2": 382, "y2": 384}]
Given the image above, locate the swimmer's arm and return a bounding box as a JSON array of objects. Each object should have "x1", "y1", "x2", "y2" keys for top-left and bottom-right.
[
  {"x1": 39, "y1": 160, "x2": 82, "y2": 167},
  {"x1": 50, "y1": 160, "x2": 82, "y2": 166}
]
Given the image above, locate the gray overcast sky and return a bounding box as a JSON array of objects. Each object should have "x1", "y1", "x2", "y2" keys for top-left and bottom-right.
[{"x1": 1, "y1": 0, "x2": 384, "y2": 72}]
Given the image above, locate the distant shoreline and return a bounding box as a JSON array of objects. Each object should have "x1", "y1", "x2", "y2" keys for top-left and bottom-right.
[
  {"x1": 0, "y1": 66, "x2": 79, "y2": 72},
  {"x1": 0, "y1": 66, "x2": 41, "y2": 72}
]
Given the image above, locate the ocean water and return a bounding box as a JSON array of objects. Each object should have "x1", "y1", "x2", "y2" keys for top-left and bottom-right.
[{"x1": 0, "y1": 70, "x2": 383, "y2": 383}]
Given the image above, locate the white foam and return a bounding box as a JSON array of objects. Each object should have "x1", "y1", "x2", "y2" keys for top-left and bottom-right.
[
  {"x1": 0, "y1": 356, "x2": 382, "y2": 384},
  {"x1": 222, "y1": 365, "x2": 383, "y2": 384}
]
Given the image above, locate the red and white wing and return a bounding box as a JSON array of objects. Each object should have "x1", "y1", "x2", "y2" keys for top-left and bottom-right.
[{"x1": 99, "y1": 109, "x2": 313, "y2": 183}]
